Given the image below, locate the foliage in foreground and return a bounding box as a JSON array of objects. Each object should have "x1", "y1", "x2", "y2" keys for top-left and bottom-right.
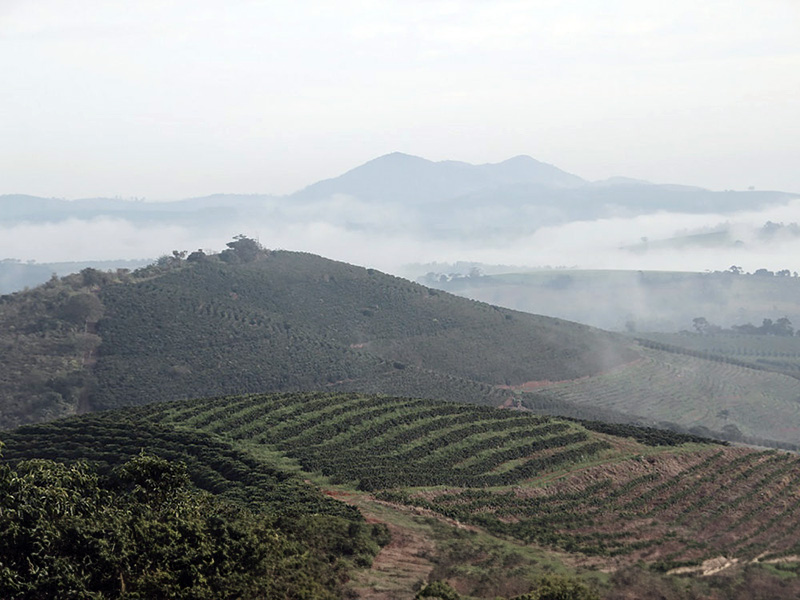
[
  {"x1": 414, "y1": 575, "x2": 600, "y2": 600},
  {"x1": 0, "y1": 451, "x2": 376, "y2": 599}
]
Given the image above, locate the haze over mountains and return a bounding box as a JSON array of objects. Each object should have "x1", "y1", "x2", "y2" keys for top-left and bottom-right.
[{"x1": 3, "y1": 153, "x2": 800, "y2": 291}]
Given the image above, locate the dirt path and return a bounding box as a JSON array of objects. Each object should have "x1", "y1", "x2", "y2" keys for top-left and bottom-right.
[
  {"x1": 323, "y1": 489, "x2": 439, "y2": 599},
  {"x1": 351, "y1": 520, "x2": 436, "y2": 600}
]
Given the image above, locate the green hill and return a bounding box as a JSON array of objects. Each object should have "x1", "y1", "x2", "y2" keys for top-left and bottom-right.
[
  {"x1": 5, "y1": 391, "x2": 800, "y2": 599},
  {"x1": 0, "y1": 243, "x2": 635, "y2": 429}
]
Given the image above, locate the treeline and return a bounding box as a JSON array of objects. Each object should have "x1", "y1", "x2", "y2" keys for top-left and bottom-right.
[{"x1": 692, "y1": 316, "x2": 797, "y2": 337}]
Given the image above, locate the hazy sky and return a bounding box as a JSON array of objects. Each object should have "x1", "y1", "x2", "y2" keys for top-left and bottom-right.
[{"x1": 2, "y1": 0, "x2": 799, "y2": 199}]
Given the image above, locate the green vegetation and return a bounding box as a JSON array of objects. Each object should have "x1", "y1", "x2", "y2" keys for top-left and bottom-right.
[
  {"x1": 0, "y1": 267, "x2": 126, "y2": 429},
  {"x1": 91, "y1": 250, "x2": 633, "y2": 412},
  {"x1": 0, "y1": 241, "x2": 636, "y2": 429},
  {"x1": 146, "y1": 392, "x2": 616, "y2": 490},
  {"x1": 5, "y1": 391, "x2": 800, "y2": 597},
  {"x1": 520, "y1": 346, "x2": 800, "y2": 450},
  {"x1": 0, "y1": 450, "x2": 384, "y2": 599}
]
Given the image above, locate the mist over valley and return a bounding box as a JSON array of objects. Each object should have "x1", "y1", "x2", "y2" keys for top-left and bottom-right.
[{"x1": 4, "y1": 152, "x2": 800, "y2": 295}]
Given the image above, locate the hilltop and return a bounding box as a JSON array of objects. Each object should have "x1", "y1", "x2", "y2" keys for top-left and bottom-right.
[
  {"x1": 7, "y1": 241, "x2": 800, "y2": 450},
  {"x1": 290, "y1": 152, "x2": 587, "y2": 204}
]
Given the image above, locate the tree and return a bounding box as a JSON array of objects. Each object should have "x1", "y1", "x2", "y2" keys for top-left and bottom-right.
[
  {"x1": 775, "y1": 317, "x2": 794, "y2": 336},
  {"x1": 416, "y1": 580, "x2": 461, "y2": 600},
  {"x1": 186, "y1": 249, "x2": 208, "y2": 263},
  {"x1": 58, "y1": 292, "x2": 103, "y2": 325},
  {"x1": 220, "y1": 235, "x2": 265, "y2": 264},
  {"x1": 511, "y1": 574, "x2": 600, "y2": 600},
  {"x1": 693, "y1": 317, "x2": 710, "y2": 334},
  {"x1": 0, "y1": 452, "x2": 341, "y2": 599}
]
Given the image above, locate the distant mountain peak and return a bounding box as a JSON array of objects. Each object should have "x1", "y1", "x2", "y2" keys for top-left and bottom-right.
[
  {"x1": 498, "y1": 154, "x2": 538, "y2": 165},
  {"x1": 365, "y1": 151, "x2": 430, "y2": 165},
  {"x1": 291, "y1": 152, "x2": 586, "y2": 203}
]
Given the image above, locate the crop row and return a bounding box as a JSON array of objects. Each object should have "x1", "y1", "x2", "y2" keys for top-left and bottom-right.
[
  {"x1": 152, "y1": 392, "x2": 615, "y2": 489},
  {"x1": 383, "y1": 446, "x2": 800, "y2": 562},
  {"x1": 0, "y1": 413, "x2": 359, "y2": 521}
]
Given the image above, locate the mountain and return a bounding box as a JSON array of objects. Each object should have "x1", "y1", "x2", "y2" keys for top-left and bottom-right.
[
  {"x1": 4, "y1": 155, "x2": 800, "y2": 292},
  {"x1": 0, "y1": 194, "x2": 278, "y2": 226},
  {"x1": 3, "y1": 155, "x2": 797, "y2": 232},
  {"x1": 291, "y1": 152, "x2": 587, "y2": 204}
]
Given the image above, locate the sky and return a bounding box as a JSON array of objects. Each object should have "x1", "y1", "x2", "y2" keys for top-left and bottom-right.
[{"x1": 2, "y1": 0, "x2": 799, "y2": 200}]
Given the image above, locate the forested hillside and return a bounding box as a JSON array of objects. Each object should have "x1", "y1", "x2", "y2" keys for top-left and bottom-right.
[{"x1": 0, "y1": 241, "x2": 635, "y2": 428}]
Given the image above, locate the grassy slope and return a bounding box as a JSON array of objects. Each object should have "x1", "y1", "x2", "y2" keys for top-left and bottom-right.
[
  {"x1": 638, "y1": 331, "x2": 800, "y2": 374},
  {"x1": 521, "y1": 346, "x2": 800, "y2": 449},
  {"x1": 6, "y1": 391, "x2": 800, "y2": 598}
]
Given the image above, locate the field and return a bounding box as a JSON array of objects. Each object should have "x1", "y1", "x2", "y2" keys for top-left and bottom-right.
[
  {"x1": 6, "y1": 391, "x2": 800, "y2": 597},
  {"x1": 520, "y1": 346, "x2": 800, "y2": 449},
  {"x1": 638, "y1": 331, "x2": 800, "y2": 374},
  {"x1": 143, "y1": 392, "x2": 800, "y2": 567}
]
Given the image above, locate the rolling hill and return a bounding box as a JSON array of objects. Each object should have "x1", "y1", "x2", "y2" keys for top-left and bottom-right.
[
  {"x1": 4, "y1": 391, "x2": 800, "y2": 599},
  {"x1": 6, "y1": 242, "x2": 800, "y2": 450},
  {"x1": 0, "y1": 243, "x2": 635, "y2": 429}
]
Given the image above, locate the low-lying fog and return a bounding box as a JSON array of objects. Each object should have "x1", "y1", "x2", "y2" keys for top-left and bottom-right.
[{"x1": 4, "y1": 196, "x2": 800, "y2": 278}]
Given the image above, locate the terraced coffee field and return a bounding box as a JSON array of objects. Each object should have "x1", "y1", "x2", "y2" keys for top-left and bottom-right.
[
  {"x1": 6, "y1": 391, "x2": 800, "y2": 575},
  {"x1": 150, "y1": 392, "x2": 615, "y2": 490},
  {"x1": 144, "y1": 392, "x2": 800, "y2": 568},
  {"x1": 385, "y1": 447, "x2": 800, "y2": 567},
  {"x1": 639, "y1": 332, "x2": 800, "y2": 374},
  {"x1": 521, "y1": 346, "x2": 800, "y2": 448}
]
